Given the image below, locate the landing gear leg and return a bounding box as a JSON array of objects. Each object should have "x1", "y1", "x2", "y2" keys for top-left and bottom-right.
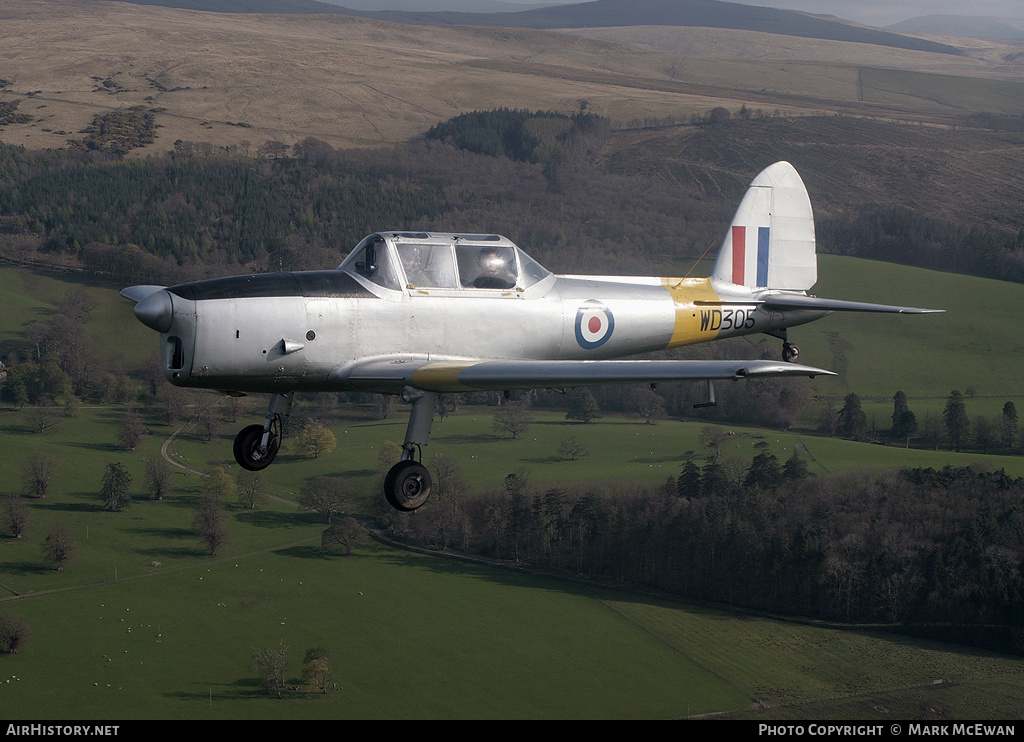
[
  {"x1": 384, "y1": 388, "x2": 438, "y2": 512},
  {"x1": 233, "y1": 393, "x2": 292, "y2": 471}
]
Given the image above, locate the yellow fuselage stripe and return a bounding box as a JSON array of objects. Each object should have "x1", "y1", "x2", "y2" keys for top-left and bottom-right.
[{"x1": 660, "y1": 277, "x2": 723, "y2": 349}]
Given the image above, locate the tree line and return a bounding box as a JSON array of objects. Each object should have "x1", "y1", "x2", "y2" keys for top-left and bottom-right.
[
  {"x1": 2, "y1": 110, "x2": 1020, "y2": 290},
  {"x1": 821, "y1": 390, "x2": 1022, "y2": 456},
  {"x1": 818, "y1": 204, "x2": 1024, "y2": 285},
  {"x1": 388, "y1": 454, "x2": 1024, "y2": 654}
]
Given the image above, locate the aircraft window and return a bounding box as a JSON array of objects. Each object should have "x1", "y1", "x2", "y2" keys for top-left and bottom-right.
[
  {"x1": 396, "y1": 243, "x2": 458, "y2": 289},
  {"x1": 342, "y1": 235, "x2": 400, "y2": 291},
  {"x1": 456, "y1": 245, "x2": 518, "y2": 290},
  {"x1": 517, "y1": 249, "x2": 552, "y2": 288}
]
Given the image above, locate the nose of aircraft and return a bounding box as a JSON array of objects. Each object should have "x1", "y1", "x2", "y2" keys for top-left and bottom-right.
[{"x1": 133, "y1": 289, "x2": 174, "y2": 333}]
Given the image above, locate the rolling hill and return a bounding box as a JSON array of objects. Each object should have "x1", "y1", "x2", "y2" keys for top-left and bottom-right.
[
  {"x1": 889, "y1": 15, "x2": 1024, "y2": 42},
  {"x1": 2, "y1": 0, "x2": 1021, "y2": 160},
  {"x1": 346, "y1": 0, "x2": 966, "y2": 55},
  {"x1": 101, "y1": 0, "x2": 967, "y2": 55}
]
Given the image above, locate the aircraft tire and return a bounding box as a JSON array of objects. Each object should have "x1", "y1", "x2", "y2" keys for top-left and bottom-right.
[
  {"x1": 782, "y1": 342, "x2": 800, "y2": 363},
  {"x1": 384, "y1": 460, "x2": 432, "y2": 512},
  {"x1": 233, "y1": 424, "x2": 280, "y2": 471}
]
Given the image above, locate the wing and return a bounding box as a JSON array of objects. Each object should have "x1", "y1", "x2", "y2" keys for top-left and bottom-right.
[{"x1": 334, "y1": 356, "x2": 835, "y2": 394}]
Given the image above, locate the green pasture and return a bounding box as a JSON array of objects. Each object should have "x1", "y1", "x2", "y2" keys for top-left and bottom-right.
[
  {"x1": 162, "y1": 403, "x2": 1024, "y2": 501},
  {"x1": 4, "y1": 399, "x2": 1024, "y2": 718},
  {"x1": 0, "y1": 266, "x2": 152, "y2": 370},
  {"x1": 798, "y1": 255, "x2": 1024, "y2": 401},
  {"x1": 609, "y1": 599, "x2": 1024, "y2": 719},
  {"x1": 0, "y1": 542, "x2": 750, "y2": 720},
  {"x1": 4, "y1": 539, "x2": 1022, "y2": 719}
]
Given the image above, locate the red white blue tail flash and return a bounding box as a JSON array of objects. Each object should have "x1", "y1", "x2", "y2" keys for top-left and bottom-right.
[{"x1": 711, "y1": 162, "x2": 816, "y2": 292}]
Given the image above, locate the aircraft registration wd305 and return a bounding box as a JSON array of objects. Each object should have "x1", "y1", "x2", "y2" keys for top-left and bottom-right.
[{"x1": 122, "y1": 162, "x2": 940, "y2": 511}]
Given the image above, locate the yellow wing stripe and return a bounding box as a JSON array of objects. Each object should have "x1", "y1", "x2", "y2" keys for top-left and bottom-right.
[{"x1": 409, "y1": 361, "x2": 480, "y2": 392}]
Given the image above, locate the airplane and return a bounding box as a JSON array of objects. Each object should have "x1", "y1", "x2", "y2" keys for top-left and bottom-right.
[{"x1": 121, "y1": 161, "x2": 940, "y2": 512}]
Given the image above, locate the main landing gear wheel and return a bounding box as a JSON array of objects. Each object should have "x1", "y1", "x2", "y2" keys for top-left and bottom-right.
[
  {"x1": 233, "y1": 424, "x2": 280, "y2": 471},
  {"x1": 782, "y1": 342, "x2": 800, "y2": 363},
  {"x1": 384, "y1": 460, "x2": 432, "y2": 512}
]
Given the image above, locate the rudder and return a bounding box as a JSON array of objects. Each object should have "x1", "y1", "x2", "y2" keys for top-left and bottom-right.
[{"x1": 710, "y1": 161, "x2": 816, "y2": 292}]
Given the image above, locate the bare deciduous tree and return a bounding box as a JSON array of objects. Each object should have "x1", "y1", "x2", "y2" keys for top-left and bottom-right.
[
  {"x1": 2, "y1": 496, "x2": 31, "y2": 539},
  {"x1": 22, "y1": 451, "x2": 56, "y2": 499},
  {"x1": 118, "y1": 407, "x2": 148, "y2": 451},
  {"x1": 236, "y1": 470, "x2": 265, "y2": 510},
  {"x1": 492, "y1": 402, "x2": 534, "y2": 440},
  {"x1": 144, "y1": 455, "x2": 174, "y2": 501},
  {"x1": 0, "y1": 613, "x2": 31, "y2": 654},
  {"x1": 299, "y1": 476, "x2": 350, "y2": 523},
  {"x1": 252, "y1": 641, "x2": 289, "y2": 698},
  {"x1": 42, "y1": 521, "x2": 75, "y2": 571},
  {"x1": 557, "y1": 436, "x2": 589, "y2": 461}
]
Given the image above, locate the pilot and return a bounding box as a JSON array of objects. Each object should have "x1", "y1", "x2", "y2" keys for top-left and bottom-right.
[
  {"x1": 471, "y1": 247, "x2": 516, "y2": 289},
  {"x1": 400, "y1": 246, "x2": 431, "y2": 286}
]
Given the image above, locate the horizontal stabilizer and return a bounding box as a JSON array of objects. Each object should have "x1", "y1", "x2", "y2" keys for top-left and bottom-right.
[{"x1": 761, "y1": 293, "x2": 943, "y2": 314}]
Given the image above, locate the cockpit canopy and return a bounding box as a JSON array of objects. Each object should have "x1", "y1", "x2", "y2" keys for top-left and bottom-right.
[{"x1": 339, "y1": 233, "x2": 551, "y2": 293}]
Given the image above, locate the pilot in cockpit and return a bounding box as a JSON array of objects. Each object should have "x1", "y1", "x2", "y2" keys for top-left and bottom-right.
[
  {"x1": 470, "y1": 247, "x2": 517, "y2": 289},
  {"x1": 399, "y1": 245, "x2": 431, "y2": 286}
]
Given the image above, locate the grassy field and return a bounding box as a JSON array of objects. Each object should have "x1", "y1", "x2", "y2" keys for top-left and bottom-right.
[
  {"x1": 0, "y1": 540, "x2": 751, "y2": 720},
  {"x1": 797, "y1": 254, "x2": 1024, "y2": 402},
  {"x1": 3, "y1": 401, "x2": 1024, "y2": 719}
]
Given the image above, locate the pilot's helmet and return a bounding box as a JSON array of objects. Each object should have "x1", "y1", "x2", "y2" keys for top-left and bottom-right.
[
  {"x1": 477, "y1": 248, "x2": 509, "y2": 273},
  {"x1": 402, "y1": 246, "x2": 426, "y2": 270}
]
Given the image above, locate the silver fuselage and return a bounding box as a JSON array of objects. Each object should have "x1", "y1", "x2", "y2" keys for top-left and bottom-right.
[{"x1": 141, "y1": 233, "x2": 824, "y2": 395}]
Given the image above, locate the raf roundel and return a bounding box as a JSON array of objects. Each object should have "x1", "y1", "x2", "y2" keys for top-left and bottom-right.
[{"x1": 575, "y1": 300, "x2": 615, "y2": 350}]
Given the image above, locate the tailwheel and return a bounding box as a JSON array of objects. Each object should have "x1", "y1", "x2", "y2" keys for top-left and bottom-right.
[
  {"x1": 384, "y1": 460, "x2": 432, "y2": 512},
  {"x1": 233, "y1": 424, "x2": 280, "y2": 471},
  {"x1": 782, "y1": 342, "x2": 800, "y2": 363}
]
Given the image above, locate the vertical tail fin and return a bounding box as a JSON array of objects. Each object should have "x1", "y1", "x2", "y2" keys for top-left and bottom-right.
[{"x1": 710, "y1": 161, "x2": 817, "y2": 292}]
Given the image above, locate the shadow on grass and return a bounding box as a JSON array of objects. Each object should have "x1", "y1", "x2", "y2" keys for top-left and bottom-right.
[
  {"x1": 235, "y1": 510, "x2": 318, "y2": 529},
  {"x1": 1, "y1": 560, "x2": 53, "y2": 577},
  {"x1": 271, "y1": 544, "x2": 324, "y2": 560},
  {"x1": 630, "y1": 454, "x2": 683, "y2": 464},
  {"x1": 432, "y1": 433, "x2": 500, "y2": 444},
  {"x1": 522, "y1": 456, "x2": 565, "y2": 464},
  {"x1": 32, "y1": 500, "x2": 103, "y2": 513},
  {"x1": 336, "y1": 468, "x2": 375, "y2": 478},
  {"x1": 59, "y1": 440, "x2": 123, "y2": 453},
  {"x1": 136, "y1": 545, "x2": 209, "y2": 559},
  {"x1": 129, "y1": 526, "x2": 195, "y2": 540},
  {"x1": 166, "y1": 678, "x2": 267, "y2": 702}
]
